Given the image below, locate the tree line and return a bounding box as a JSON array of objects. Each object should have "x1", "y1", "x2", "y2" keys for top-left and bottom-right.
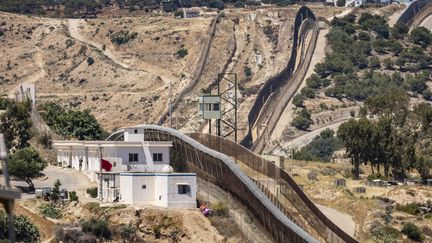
[{"x1": 338, "y1": 90, "x2": 432, "y2": 181}]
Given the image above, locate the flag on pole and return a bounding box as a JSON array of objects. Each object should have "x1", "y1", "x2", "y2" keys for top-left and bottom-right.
[{"x1": 101, "y1": 159, "x2": 112, "y2": 172}]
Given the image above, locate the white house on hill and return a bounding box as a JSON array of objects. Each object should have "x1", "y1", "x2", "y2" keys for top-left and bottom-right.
[{"x1": 52, "y1": 127, "x2": 197, "y2": 208}]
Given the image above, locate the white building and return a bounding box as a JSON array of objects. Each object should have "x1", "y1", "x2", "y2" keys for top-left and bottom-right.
[{"x1": 53, "y1": 127, "x2": 197, "y2": 208}]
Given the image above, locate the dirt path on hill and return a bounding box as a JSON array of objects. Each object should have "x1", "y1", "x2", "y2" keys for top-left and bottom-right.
[
  {"x1": 7, "y1": 51, "x2": 46, "y2": 99},
  {"x1": 281, "y1": 118, "x2": 349, "y2": 150},
  {"x1": 68, "y1": 19, "x2": 130, "y2": 69}
]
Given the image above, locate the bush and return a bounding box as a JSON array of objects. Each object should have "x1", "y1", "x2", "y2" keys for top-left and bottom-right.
[
  {"x1": 292, "y1": 94, "x2": 305, "y2": 108},
  {"x1": 87, "y1": 57, "x2": 94, "y2": 66},
  {"x1": 87, "y1": 187, "x2": 98, "y2": 198},
  {"x1": 40, "y1": 203, "x2": 62, "y2": 219},
  {"x1": 69, "y1": 191, "x2": 79, "y2": 202},
  {"x1": 402, "y1": 222, "x2": 422, "y2": 241},
  {"x1": 37, "y1": 132, "x2": 52, "y2": 149},
  {"x1": 234, "y1": 1, "x2": 245, "y2": 7},
  {"x1": 176, "y1": 48, "x2": 188, "y2": 58},
  {"x1": 206, "y1": 0, "x2": 224, "y2": 10},
  {"x1": 119, "y1": 223, "x2": 135, "y2": 240},
  {"x1": 81, "y1": 218, "x2": 111, "y2": 239},
  {"x1": 244, "y1": 66, "x2": 252, "y2": 77},
  {"x1": 291, "y1": 109, "x2": 312, "y2": 130},
  {"x1": 336, "y1": 0, "x2": 345, "y2": 7},
  {"x1": 110, "y1": 30, "x2": 138, "y2": 45},
  {"x1": 212, "y1": 201, "x2": 229, "y2": 217},
  {"x1": 411, "y1": 26, "x2": 432, "y2": 48},
  {"x1": 0, "y1": 210, "x2": 40, "y2": 242},
  {"x1": 396, "y1": 203, "x2": 420, "y2": 215},
  {"x1": 372, "y1": 225, "x2": 401, "y2": 241},
  {"x1": 293, "y1": 129, "x2": 343, "y2": 162}
]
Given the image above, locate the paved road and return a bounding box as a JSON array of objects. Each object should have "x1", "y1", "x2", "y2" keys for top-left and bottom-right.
[
  {"x1": 10, "y1": 165, "x2": 96, "y2": 201},
  {"x1": 420, "y1": 13, "x2": 432, "y2": 30}
]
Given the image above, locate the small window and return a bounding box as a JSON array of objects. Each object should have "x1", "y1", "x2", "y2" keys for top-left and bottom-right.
[
  {"x1": 142, "y1": 185, "x2": 146, "y2": 189},
  {"x1": 134, "y1": 129, "x2": 138, "y2": 134},
  {"x1": 129, "y1": 153, "x2": 138, "y2": 162},
  {"x1": 113, "y1": 162, "x2": 117, "y2": 167},
  {"x1": 213, "y1": 103, "x2": 220, "y2": 111},
  {"x1": 178, "y1": 185, "x2": 190, "y2": 194},
  {"x1": 153, "y1": 153, "x2": 163, "y2": 162}
]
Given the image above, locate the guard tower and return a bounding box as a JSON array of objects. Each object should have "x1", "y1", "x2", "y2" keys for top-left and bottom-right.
[{"x1": 199, "y1": 72, "x2": 238, "y2": 142}]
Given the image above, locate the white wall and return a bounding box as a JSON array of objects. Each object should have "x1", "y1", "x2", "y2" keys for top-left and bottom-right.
[
  {"x1": 167, "y1": 174, "x2": 196, "y2": 208},
  {"x1": 124, "y1": 128, "x2": 145, "y2": 142},
  {"x1": 120, "y1": 173, "x2": 156, "y2": 205},
  {"x1": 118, "y1": 173, "x2": 196, "y2": 208}
]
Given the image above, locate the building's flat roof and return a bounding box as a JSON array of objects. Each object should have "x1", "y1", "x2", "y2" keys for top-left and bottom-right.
[{"x1": 53, "y1": 140, "x2": 172, "y2": 149}]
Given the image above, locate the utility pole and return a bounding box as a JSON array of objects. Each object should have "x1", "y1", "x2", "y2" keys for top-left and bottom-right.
[
  {"x1": 98, "y1": 144, "x2": 103, "y2": 203},
  {"x1": 0, "y1": 134, "x2": 19, "y2": 243},
  {"x1": 169, "y1": 81, "x2": 172, "y2": 128}
]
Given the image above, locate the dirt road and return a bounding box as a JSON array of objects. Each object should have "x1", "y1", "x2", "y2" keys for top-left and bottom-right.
[
  {"x1": 68, "y1": 19, "x2": 129, "y2": 69},
  {"x1": 316, "y1": 204, "x2": 356, "y2": 237}
]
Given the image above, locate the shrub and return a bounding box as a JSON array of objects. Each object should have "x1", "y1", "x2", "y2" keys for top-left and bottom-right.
[
  {"x1": 37, "y1": 132, "x2": 52, "y2": 149},
  {"x1": 292, "y1": 94, "x2": 305, "y2": 108},
  {"x1": 336, "y1": 0, "x2": 345, "y2": 7},
  {"x1": 243, "y1": 66, "x2": 252, "y2": 77},
  {"x1": 206, "y1": 0, "x2": 224, "y2": 10},
  {"x1": 396, "y1": 203, "x2": 420, "y2": 215},
  {"x1": 0, "y1": 210, "x2": 40, "y2": 242},
  {"x1": 87, "y1": 187, "x2": 98, "y2": 198},
  {"x1": 40, "y1": 203, "x2": 62, "y2": 219},
  {"x1": 110, "y1": 31, "x2": 138, "y2": 45},
  {"x1": 212, "y1": 201, "x2": 229, "y2": 217},
  {"x1": 87, "y1": 57, "x2": 94, "y2": 66},
  {"x1": 176, "y1": 48, "x2": 188, "y2": 58},
  {"x1": 402, "y1": 222, "x2": 422, "y2": 241},
  {"x1": 119, "y1": 223, "x2": 135, "y2": 240},
  {"x1": 69, "y1": 191, "x2": 79, "y2": 202},
  {"x1": 301, "y1": 87, "x2": 315, "y2": 99},
  {"x1": 291, "y1": 109, "x2": 312, "y2": 130},
  {"x1": 81, "y1": 218, "x2": 111, "y2": 239},
  {"x1": 372, "y1": 225, "x2": 401, "y2": 241},
  {"x1": 234, "y1": 1, "x2": 245, "y2": 7}
]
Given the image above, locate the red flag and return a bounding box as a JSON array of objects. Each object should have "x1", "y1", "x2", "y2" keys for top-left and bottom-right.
[{"x1": 101, "y1": 159, "x2": 112, "y2": 172}]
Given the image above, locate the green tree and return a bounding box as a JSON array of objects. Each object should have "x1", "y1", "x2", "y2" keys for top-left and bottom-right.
[
  {"x1": 0, "y1": 100, "x2": 32, "y2": 150},
  {"x1": 291, "y1": 109, "x2": 312, "y2": 130},
  {"x1": 8, "y1": 148, "x2": 47, "y2": 190},
  {"x1": 0, "y1": 210, "x2": 40, "y2": 242},
  {"x1": 51, "y1": 179, "x2": 62, "y2": 202},
  {"x1": 410, "y1": 26, "x2": 432, "y2": 48},
  {"x1": 338, "y1": 118, "x2": 376, "y2": 179}
]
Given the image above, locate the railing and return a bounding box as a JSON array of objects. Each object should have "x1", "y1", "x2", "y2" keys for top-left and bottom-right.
[{"x1": 190, "y1": 133, "x2": 357, "y2": 243}]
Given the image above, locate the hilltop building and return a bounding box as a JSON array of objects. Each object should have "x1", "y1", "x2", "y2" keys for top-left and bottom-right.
[{"x1": 53, "y1": 127, "x2": 197, "y2": 208}]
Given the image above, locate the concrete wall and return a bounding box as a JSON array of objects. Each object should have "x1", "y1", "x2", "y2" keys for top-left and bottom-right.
[{"x1": 118, "y1": 173, "x2": 196, "y2": 208}]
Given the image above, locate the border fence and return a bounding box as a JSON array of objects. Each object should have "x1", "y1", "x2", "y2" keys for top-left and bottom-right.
[
  {"x1": 107, "y1": 125, "x2": 357, "y2": 243},
  {"x1": 240, "y1": 6, "x2": 317, "y2": 149}
]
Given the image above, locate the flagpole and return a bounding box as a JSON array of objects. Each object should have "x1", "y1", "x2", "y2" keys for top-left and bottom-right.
[{"x1": 98, "y1": 144, "x2": 102, "y2": 203}]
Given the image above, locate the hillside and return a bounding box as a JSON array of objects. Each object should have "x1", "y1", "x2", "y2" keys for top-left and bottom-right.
[{"x1": 0, "y1": 5, "x2": 340, "y2": 134}]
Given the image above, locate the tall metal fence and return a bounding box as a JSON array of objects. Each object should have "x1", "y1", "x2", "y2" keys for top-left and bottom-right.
[
  {"x1": 396, "y1": 0, "x2": 432, "y2": 28},
  {"x1": 158, "y1": 12, "x2": 223, "y2": 125},
  {"x1": 107, "y1": 125, "x2": 318, "y2": 243},
  {"x1": 107, "y1": 125, "x2": 357, "y2": 242},
  {"x1": 191, "y1": 133, "x2": 357, "y2": 243},
  {"x1": 241, "y1": 6, "x2": 316, "y2": 149},
  {"x1": 252, "y1": 20, "x2": 320, "y2": 153}
]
